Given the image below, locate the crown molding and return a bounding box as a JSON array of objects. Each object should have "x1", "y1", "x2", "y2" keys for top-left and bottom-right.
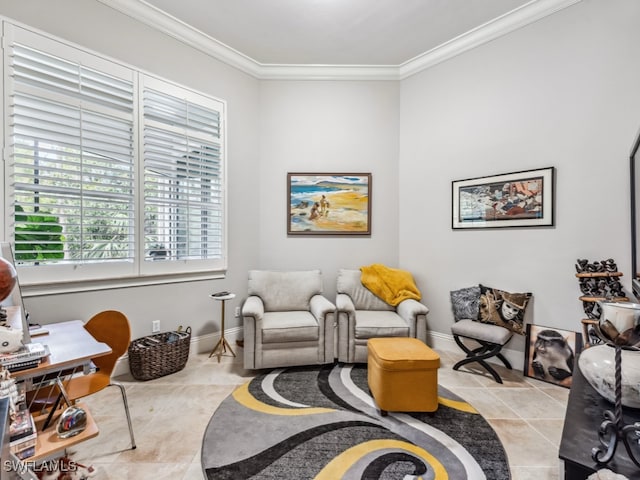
[
  {"x1": 97, "y1": 0, "x2": 582, "y2": 81},
  {"x1": 399, "y1": 0, "x2": 582, "y2": 79},
  {"x1": 97, "y1": 0, "x2": 263, "y2": 77},
  {"x1": 257, "y1": 64, "x2": 400, "y2": 81}
]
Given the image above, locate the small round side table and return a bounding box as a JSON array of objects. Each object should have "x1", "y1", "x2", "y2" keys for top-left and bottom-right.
[{"x1": 209, "y1": 292, "x2": 236, "y2": 362}]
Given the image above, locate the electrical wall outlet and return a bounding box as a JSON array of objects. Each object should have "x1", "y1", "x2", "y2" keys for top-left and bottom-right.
[
  {"x1": 152, "y1": 320, "x2": 161, "y2": 333},
  {"x1": 234, "y1": 307, "x2": 241, "y2": 318}
]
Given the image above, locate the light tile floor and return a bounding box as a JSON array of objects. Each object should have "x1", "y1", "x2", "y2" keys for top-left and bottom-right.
[{"x1": 64, "y1": 344, "x2": 568, "y2": 480}]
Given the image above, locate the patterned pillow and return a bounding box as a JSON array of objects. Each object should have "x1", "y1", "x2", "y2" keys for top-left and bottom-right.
[
  {"x1": 450, "y1": 286, "x2": 481, "y2": 322},
  {"x1": 478, "y1": 284, "x2": 532, "y2": 335}
]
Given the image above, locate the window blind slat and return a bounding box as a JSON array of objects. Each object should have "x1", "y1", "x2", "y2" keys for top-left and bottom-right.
[{"x1": 12, "y1": 44, "x2": 134, "y2": 113}]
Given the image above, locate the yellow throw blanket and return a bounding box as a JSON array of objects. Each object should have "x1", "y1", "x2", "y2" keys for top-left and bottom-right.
[{"x1": 360, "y1": 264, "x2": 422, "y2": 306}]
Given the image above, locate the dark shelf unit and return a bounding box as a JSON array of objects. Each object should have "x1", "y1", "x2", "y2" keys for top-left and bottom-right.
[{"x1": 559, "y1": 356, "x2": 640, "y2": 479}]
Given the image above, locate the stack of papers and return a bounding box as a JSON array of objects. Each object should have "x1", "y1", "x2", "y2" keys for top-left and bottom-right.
[{"x1": 0, "y1": 343, "x2": 50, "y2": 372}]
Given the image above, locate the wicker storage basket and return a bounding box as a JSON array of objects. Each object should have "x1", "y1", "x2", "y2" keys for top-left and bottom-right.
[{"x1": 128, "y1": 327, "x2": 191, "y2": 381}]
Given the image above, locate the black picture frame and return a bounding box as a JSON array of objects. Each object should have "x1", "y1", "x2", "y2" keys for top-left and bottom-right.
[
  {"x1": 452, "y1": 167, "x2": 555, "y2": 229},
  {"x1": 629, "y1": 126, "x2": 640, "y2": 300},
  {"x1": 524, "y1": 324, "x2": 583, "y2": 388}
]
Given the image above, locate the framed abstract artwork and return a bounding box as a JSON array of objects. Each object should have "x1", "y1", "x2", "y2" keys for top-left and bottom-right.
[
  {"x1": 452, "y1": 167, "x2": 555, "y2": 229},
  {"x1": 287, "y1": 173, "x2": 371, "y2": 235},
  {"x1": 524, "y1": 324, "x2": 582, "y2": 388}
]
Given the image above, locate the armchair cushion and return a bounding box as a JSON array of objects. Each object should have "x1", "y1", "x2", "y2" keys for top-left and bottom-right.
[
  {"x1": 353, "y1": 311, "x2": 410, "y2": 339},
  {"x1": 248, "y1": 269, "x2": 322, "y2": 311},
  {"x1": 262, "y1": 311, "x2": 319, "y2": 343},
  {"x1": 337, "y1": 269, "x2": 393, "y2": 311}
]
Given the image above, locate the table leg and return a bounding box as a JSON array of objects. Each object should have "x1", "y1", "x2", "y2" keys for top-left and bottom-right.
[
  {"x1": 209, "y1": 299, "x2": 237, "y2": 362},
  {"x1": 40, "y1": 375, "x2": 74, "y2": 430}
]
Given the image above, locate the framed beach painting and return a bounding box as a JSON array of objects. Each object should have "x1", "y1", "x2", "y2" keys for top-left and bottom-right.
[
  {"x1": 287, "y1": 173, "x2": 371, "y2": 235},
  {"x1": 524, "y1": 324, "x2": 582, "y2": 388},
  {"x1": 452, "y1": 167, "x2": 555, "y2": 229}
]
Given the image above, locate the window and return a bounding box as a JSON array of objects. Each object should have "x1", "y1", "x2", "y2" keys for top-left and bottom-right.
[
  {"x1": 141, "y1": 77, "x2": 224, "y2": 271},
  {"x1": 3, "y1": 23, "x2": 226, "y2": 287}
]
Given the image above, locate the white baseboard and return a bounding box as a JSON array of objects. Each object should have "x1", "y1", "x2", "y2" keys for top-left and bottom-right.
[
  {"x1": 115, "y1": 328, "x2": 524, "y2": 378},
  {"x1": 114, "y1": 327, "x2": 243, "y2": 378}
]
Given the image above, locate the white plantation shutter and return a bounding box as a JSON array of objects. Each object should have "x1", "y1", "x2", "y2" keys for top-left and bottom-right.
[
  {"x1": 12, "y1": 95, "x2": 135, "y2": 262},
  {"x1": 142, "y1": 77, "x2": 224, "y2": 268},
  {"x1": 3, "y1": 23, "x2": 227, "y2": 285},
  {"x1": 7, "y1": 26, "x2": 136, "y2": 276}
]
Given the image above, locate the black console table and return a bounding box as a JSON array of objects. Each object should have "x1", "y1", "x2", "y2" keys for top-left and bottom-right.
[{"x1": 559, "y1": 356, "x2": 640, "y2": 479}]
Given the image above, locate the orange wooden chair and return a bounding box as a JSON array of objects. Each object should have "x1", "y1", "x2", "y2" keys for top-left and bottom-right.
[
  {"x1": 68, "y1": 310, "x2": 136, "y2": 448},
  {"x1": 34, "y1": 310, "x2": 136, "y2": 449}
]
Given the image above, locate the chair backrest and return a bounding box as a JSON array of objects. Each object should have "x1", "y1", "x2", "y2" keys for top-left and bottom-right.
[
  {"x1": 248, "y1": 270, "x2": 323, "y2": 311},
  {"x1": 337, "y1": 269, "x2": 394, "y2": 311},
  {"x1": 83, "y1": 310, "x2": 131, "y2": 376}
]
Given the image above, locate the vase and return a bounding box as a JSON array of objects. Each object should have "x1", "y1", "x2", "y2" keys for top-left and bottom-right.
[{"x1": 578, "y1": 344, "x2": 640, "y2": 409}]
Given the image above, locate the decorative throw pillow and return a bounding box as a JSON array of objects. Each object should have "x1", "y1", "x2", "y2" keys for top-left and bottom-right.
[
  {"x1": 450, "y1": 286, "x2": 481, "y2": 322},
  {"x1": 478, "y1": 284, "x2": 532, "y2": 335}
]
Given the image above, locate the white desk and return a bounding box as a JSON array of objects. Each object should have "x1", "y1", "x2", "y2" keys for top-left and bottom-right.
[{"x1": 2, "y1": 307, "x2": 111, "y2": 469}]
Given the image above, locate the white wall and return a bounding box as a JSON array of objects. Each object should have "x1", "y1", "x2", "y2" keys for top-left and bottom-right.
[
  {"x1": 257, "y1": 80, "x2": 400, "y2": 299},
  {"x1": 2, "y1": 0, "x2": 640, "y2": 365},
  {"x1": 399, "y1": 0, "x2": 640, "y2": 356},
  {"x1": 0, "y1": 1, "x2": 261, "y2": 343}
]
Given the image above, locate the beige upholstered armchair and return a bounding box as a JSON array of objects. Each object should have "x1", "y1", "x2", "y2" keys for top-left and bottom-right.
[
  {"x1": 336, "y1": 269, "x2": 429, "y2": 363},
  {"x1": 242, "y1": 269, "x2": 336, "y2": 369}
]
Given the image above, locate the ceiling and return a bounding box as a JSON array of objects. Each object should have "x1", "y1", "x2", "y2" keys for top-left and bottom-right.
[
  {"x1": 141, "y1": 0, "x2": 531, "y2": 66},
  {"x1": 101, "y1": 0, "x2": 580, "y2": 78}
]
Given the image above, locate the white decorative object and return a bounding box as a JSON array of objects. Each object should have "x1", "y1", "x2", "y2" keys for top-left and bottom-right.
[
  {"x1": 578, "y1": 344, "x2": 640, "y2": 409},
  {"x1": 0, "y1": 368, "x2": 19, "y2": 414},
  {"x1": 587, "y1": 469, "x2": 629, "y2": 480},
  {"x1": 0, "y1": 325, "x2": 24, "y2": 353},
  {"x1": 599, "y1": 301, "x2": 640, "y2": 344}
]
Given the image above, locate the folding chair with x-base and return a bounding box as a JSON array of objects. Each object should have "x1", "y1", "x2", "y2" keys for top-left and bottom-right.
[{"x1": 451, "y1": 319, "x2": 513, "y2": 384}]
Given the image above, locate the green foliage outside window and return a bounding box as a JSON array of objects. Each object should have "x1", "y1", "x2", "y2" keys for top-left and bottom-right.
[{"x1": 14, "y1": 205, "x2": 64, "y2": 262}]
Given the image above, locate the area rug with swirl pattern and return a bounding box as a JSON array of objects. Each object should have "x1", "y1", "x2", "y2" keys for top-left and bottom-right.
[{"x1": 201, "y1": 364, "x2": 510, "y2": 479}]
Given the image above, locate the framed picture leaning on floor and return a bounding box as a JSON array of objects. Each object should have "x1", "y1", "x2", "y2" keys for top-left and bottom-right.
[{"x1": 524, "y1": 324, "x2": 582, "y2": 388}]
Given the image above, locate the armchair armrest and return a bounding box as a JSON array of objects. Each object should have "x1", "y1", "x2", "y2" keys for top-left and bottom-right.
[
  {"x1": 310, "y1": 294, "x2": 336, "y2": 321},
  {"x1": 336, "y1": 293, "x2": 355, "y2": 313},
  {"x1": 242, "y1": 295, "x2": 264, "y2": 322},
  {"x1": 242, "y1": 295, "x2": 264, "y2": 370},
  {"x1": 396, "y1": 298, "x2": 429, "y2": 321},
  {"x1": 397, "y1": 298, "x2": 429, "y2": 342}
]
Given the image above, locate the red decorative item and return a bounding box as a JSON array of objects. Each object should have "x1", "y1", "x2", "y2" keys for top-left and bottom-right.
[{"x1": 0, "y1": 257, "x2": 17, "y2": 304}]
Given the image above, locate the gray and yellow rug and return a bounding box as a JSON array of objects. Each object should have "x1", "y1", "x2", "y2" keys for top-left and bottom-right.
[{"x1": 201, "y1": 364, "x2": 510, "y2": 479}]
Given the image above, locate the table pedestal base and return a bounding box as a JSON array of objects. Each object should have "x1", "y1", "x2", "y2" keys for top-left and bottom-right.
[{"x1": 209, "y1": 336, "x2": 236, "y2": 362}]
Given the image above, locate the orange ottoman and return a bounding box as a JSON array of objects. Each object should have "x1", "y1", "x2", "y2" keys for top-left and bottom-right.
[{"x1": 367, "y1": 337, "x2": 440, "y2": 415}]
